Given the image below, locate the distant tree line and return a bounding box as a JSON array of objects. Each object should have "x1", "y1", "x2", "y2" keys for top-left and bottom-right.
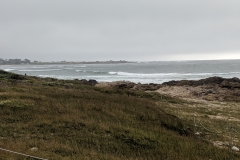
[{"x1": 0, "y1": 58, "x2": 31, "y2": 65}]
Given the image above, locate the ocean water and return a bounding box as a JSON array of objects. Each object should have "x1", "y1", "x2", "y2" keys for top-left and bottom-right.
[{"x1": 1, "y1": 60, "x2": 240, "y2": 84}]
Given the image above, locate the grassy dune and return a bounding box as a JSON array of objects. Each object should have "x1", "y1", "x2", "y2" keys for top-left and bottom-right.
[{"x1": 0, "y1": 70, "x2": 238, "y2": 159}]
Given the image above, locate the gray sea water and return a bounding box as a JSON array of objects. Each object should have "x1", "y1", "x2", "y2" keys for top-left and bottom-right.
[{"x1": 1, "y1": 60, "x2": 240, "y2": 84}]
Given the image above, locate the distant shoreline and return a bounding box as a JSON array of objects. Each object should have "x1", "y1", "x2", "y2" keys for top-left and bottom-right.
[
  {"x1": 0, "y1": 60, "x2": 132, "y2": 65},
  {"x1": 2, "y1": 59, "x2": 240, "y2": 65},
  {"x1": 2, "y1": 60, "x2": 240, "y2": 84},
  {"x1": 30, "y1": 60, "x2": 132, "y2": 65}
]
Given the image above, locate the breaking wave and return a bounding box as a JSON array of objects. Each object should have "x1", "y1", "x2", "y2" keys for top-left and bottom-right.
[
  {"x1": 19, "y1": 69, "x2": 63, "y2": 72},
  {"x1": 3, "y1": 69, "x2": 15, "y2": 71},
  {"x1": 107, "y1": 71, "x2": 229, "y2": 77},
  {"x1": 76, "y1": 70, "x2": 108, "y2": 74},
  {"x1": 1, "y1": 60, "x2": 240, "y2": 83}
]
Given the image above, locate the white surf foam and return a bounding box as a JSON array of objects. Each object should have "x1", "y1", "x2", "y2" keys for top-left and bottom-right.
[
  {"x1": 19, "y1": 69, "x2": 63, "y2": 72},
  {"x1": 108, "y1": 71, "x2": 177, "y2": 77},
  {"x1": 3, "y1": 69, "x2": 15, "y2": 71}
]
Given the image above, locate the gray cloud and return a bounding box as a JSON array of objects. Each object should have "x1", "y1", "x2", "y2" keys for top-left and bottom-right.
[{"x1": 1, "y1": 0, "x2": 240, "y2": 61}]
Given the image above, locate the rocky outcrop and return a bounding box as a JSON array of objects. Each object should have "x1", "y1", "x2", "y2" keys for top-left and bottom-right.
[
  {"x1": 220, "y1": 80, "x2": 240, "y2": 89},
  {"x1": 162, "y1": 76, "x2": 227, "y2": 86},
  {"x1": 163, "y1": 76, "x2": 240, "y2": 88},
  {"x1": 10, "y1": 74, "x2": 25, "y2": 80},
  {"x1": 95, "y1": 76, "x2": 240, "y2": 102},
  {"x1": 77, "y1": 79, "x2": 98, "y2": 86},
  {"x1": 158, "y1": 77, "x2": 240, "y2": 102}
]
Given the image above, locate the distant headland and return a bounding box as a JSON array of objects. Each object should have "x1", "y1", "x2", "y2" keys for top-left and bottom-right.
[{"x1": 0, "y1": 58, "x2": 130, "y2": 65}]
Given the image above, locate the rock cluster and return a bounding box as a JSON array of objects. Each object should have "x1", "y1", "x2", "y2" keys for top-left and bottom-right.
[
  {"x1": 77, "y1": 79, "x2": 98, "y2": 86},
  {"x1": 162, "y1": 76, "x2": 240, "y2": 87},
  {"x1": 95, "y1": 76, "x2": 240, "y2": 102},
  {"x1": 158, "y1": 77, "x2": 240, "y2": 101}
]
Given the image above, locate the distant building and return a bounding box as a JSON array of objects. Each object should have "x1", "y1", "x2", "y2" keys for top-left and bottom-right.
[
  {"x1": 0, "y1": 58, "x2": 32, "y2": 65},
  {"x1": 8, "y1": 59, "x2": 22, "y2": 64},
  {"x1": 0, "y1": 58, "x2": 4, "y2": 64},
  {"x1": 24, "y1": 59, "x2": 31, "y2": 63}
]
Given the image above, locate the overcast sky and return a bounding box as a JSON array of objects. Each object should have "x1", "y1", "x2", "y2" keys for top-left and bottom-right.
[{"x1": 1, "y1": 0, "x2": 240, "y2": 62}]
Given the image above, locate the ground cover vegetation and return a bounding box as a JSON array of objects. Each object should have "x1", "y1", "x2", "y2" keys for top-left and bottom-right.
[
  {"x1": 0, "y1": 70, "x2": 239, "y2": 159},
  {"x1": 160, "y1": 98, "x2": 240, "y2": 154}
]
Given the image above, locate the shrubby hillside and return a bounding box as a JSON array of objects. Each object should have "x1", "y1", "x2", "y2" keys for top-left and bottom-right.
[{"x1": 0, "y1": 70, "x2": 238, "y2": 159}]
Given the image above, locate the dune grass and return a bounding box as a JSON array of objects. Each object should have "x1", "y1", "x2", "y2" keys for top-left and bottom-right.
[{"x1": 0, "y1": 71, "x2": 238, "y2": 159}]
